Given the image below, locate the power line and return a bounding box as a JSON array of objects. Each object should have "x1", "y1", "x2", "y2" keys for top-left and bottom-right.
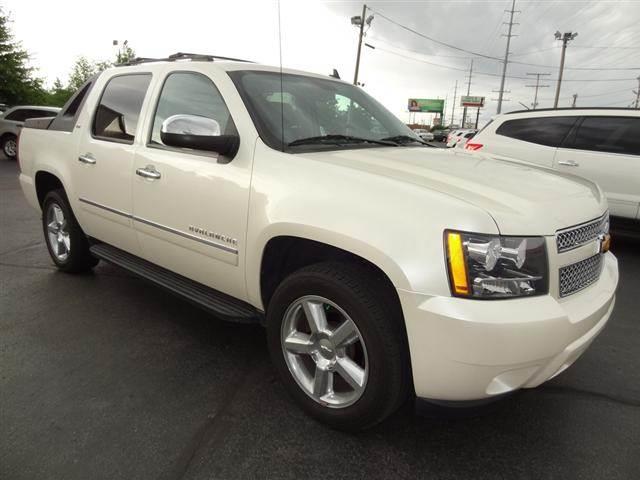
[
  {"x1": 496, "y1": 0, "x2": 520, "y2": 113},
  {"x1": 372, "y1": 43, "x2": 639, "y2": 82},
  {"x1": 369, "y1": 7, "x2": 503, "y2": 61},
  {"x1": 526, "y1": 72, "x2": 550, "y2": 109},
  {"x1": 368, "y1": 9, "x2": 639, "y2": 73}
]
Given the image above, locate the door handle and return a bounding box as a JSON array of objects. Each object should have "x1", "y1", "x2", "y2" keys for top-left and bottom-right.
[
  {"x1": 136, "y1": 165, "x2": 161, "y2": 180},
  {"x1": 558, "y1": 160, "x2": 579, "y2": 167},
  {"x1": 78, "y1": 153, "x2": 96, "y2": 165}
]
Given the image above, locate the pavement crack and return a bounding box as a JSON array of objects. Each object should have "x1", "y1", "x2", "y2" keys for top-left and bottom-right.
[
  {"x1": 541, "y1": 385, "x2": 640, "y2": 408},
  {"x1": 160, "y1": 357, "x2": 259, "y2": 480},
  {"x1": 0, "y1": 241, "x2": 44, "y2": 257}
]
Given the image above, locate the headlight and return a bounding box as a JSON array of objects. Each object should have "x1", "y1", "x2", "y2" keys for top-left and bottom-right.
[{"x1": 445, "y1": 230, "x2": 548, "y2": 299}]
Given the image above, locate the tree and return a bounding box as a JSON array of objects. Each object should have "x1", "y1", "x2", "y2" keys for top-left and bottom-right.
[
  {"x1": 116, "y1": 45, "x2": 136, "y2": 64},
  {"x1": 67, "y1": 56, "x2": 98, "y2": 91},
  {"x1": 0, "y1": 8, "x2": 47, "y2": 105}
]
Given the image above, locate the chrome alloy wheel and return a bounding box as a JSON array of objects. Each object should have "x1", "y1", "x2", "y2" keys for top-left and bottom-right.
[
  {"x1": 46, "y1": 203, "x2": 70, "y2": 262},
  {"x1": 4, "y1": 138, "x2": 16, "y2": 157},
  {"x1": 281, "y1": 295, "x2": 369, "y2": 408}
]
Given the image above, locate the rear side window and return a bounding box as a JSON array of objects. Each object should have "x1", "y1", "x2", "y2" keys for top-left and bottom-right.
[
  {"x1": 93, "y1": 74, "x2": 151, "y2": 143},
  {"x1": 5, "y1": 108, "x2": 57, "y2": 122},
  {"x1": 496, "y1": 116, "x2": 576, "y2": 147},
  {"x1": 571, "y1": 116, "x2": 640, "y2": 155},
  {"x1": 150, "y1": 71, "x2": 234, "y2": 147}
]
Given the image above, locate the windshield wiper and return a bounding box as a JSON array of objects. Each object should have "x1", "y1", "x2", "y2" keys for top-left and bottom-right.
[
  {"x1": 380, "y1": 135, "x2": 433, "y2": 146},
  {"x1": 288, "y1": 134, "x2": 397, "y2": 147}
]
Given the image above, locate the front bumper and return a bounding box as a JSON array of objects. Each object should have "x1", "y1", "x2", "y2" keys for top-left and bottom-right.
[{"x1": 398, "y1": 251, "x2": 618, "y2": 401}]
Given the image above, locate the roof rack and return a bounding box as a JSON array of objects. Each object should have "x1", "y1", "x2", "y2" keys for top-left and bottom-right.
[
  {"x1": 505, "y1": 106, "x2": 635, "y2": 115},
  {"x1": 117, "y1": 52, "x2": 254, "y2": 67}
]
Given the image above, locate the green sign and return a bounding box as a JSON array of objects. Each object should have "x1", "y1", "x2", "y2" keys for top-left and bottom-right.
[{"x1": 408, "y1": 98, "x2": 444, "y2": 113}]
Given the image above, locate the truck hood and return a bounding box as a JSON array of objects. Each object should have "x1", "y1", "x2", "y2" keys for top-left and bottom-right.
[{"x1": 301, "y1": 146, "x2": 606, "y2": 235}]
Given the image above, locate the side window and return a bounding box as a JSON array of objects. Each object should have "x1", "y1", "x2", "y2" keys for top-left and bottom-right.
[
  {"x1": 4, "y1": 109, "x2": 27, "y2": 122},
  {"x1": 31, "y1": 110, "x2": 57, "y2": 119},
  {"x1": 62, "y1": 81, "x2": 92, "y2": 118},
  {"x1": 150, "y1": 72, "x2": 233, "y2": 147},
  {"x1": 93, "y1": 74, "x2": 151, "y2": 143},
  {"x1": 496, "y1": 116, "x2": 576, "y2": 147},
  {"x1": 571, "y1": 116, "x2": 640, "y2": 155}
]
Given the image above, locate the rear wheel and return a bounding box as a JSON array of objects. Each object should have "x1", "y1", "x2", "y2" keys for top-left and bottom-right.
[
  {"x1": 2, "y1": 135, "x2": 17, "y2": 159},
  {"x1": 42, "y1": 189, "x2": 98, "y2": 273},
  {"x1": 266, "y1": 262, "x2": 411, "y2": 431}
]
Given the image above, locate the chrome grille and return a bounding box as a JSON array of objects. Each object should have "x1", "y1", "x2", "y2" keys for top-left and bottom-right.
[
  {"x1": 559, "y1": 254, "x2": 603, "y2": 297},
  {"x1": 556, "y1": 213, "x2": 609, "y2": 253}
]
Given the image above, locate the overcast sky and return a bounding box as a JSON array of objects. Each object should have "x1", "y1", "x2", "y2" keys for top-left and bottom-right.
[{"x1": 4, "y1": 0, "x2": 640, "y2": 126}]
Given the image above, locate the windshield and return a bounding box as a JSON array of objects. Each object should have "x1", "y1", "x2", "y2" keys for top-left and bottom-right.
[{"x1": 228, "y1": 70, "x2": 421, "y2": 151}]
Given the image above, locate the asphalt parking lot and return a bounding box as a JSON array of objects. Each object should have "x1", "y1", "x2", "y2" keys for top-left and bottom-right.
[{"x1": 1, "y1": 156, "x2": 638, "y2": 480}]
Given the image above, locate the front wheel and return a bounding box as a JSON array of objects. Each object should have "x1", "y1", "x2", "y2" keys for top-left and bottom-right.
[
  {"x1": 2, "y1": 135, "x2": 17, "y2": 159},
  {"x1": 42, "y1": 189, "x2": 98, "y2": 273},
  {"x1": 266, "y1": 262, "x2": 411, "y2": 431}
]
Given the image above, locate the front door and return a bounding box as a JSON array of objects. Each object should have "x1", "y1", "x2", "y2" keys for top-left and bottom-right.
[
  {"x1": 132, "y1": 70, "x2": 253, "y2": 301},
  {"x1": 554, "y1": 115, "x2": 640, "y2": 219},
  {"x1": 75, "y1": 73, "x2": 153, "y2": 254}
]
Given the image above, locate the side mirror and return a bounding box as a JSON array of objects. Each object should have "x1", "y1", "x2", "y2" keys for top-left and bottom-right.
[{"x1": 160, "y1": 114, "x2": 239, "y2": 158}]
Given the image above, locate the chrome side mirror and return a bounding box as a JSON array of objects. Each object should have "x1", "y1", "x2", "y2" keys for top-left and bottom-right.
[{"x1": 160, "y1": 114, "x2": 239, "y2": 158}]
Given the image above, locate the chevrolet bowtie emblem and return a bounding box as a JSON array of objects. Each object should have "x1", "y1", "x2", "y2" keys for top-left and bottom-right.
[{"x1": 599, "y1": 233, "x2": 611, "y2": 254}]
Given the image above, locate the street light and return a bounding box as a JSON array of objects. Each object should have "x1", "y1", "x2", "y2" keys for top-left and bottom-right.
[
  {"x1": 553, "y1": 31, "x2": 578, "y2": 108},
  {"x1": 352, "y1": 5, "x2": 374, "y2": 85}
]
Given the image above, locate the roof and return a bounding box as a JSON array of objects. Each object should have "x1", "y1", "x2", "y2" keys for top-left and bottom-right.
[
  {"x1": 505, "y1": 107, "x2": 639, "y2": 115},
  {"x1": 110, "y1": 52, "x2": 347, "y2": 83}
]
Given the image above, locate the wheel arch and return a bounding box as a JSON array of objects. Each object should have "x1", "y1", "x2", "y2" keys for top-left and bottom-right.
[
  {"x1": 35, "y1": 170, "x2": 66, "y2": 207},
  {"x1": 256, "y1": 230, "x2": 409, "y2": 314}
]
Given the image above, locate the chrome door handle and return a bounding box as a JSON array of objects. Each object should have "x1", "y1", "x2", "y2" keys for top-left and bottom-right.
[
  {"x1": 558, "y1": 160, "x2": 579, "y2": 167},
  {"x1": 78, "y1": 153, "x2": 96, "y2": 165},
  {"x1": 136, "y1": 165, "x2": 161, "y2": 180}
]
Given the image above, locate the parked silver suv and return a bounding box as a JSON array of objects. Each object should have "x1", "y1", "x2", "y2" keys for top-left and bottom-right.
[{"x1": 1, "y1": 106, "x2": 60, "y2": 159}]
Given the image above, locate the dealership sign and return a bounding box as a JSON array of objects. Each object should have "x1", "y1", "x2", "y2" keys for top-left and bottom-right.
[
  {"x1": 460, "y1": 96, "x2": 485, "y2": 107},
  {"x1": 408, "y1": 98, "x2": 444, "y2": 113}
]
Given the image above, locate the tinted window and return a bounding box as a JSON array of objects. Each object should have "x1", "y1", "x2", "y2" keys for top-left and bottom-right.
[
  {"x1": 93, "y1": 74, "x2": 151, "y2": 143},
  {"x1": 5, "y1": 108, "x2": 57, "y2": 122},
  {"x1": 62, "y1": 81, "x2": 92, "y2": 117},
  {"x1": 229, "y1": 70, "x2": 416, "y2": 151},
  {"x1": 571, "y1": 116, "x2": 640, "y2": 155},
  {"x1": 150, "y1": 72, "x2": 233, "y2": 146},
  {"x1": 496, "y1": 116, "x2": 576, "y2": 147}
]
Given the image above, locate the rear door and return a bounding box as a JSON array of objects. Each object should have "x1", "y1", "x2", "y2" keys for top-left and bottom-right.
[
  {"x1": 486, "y1": 116, "x2": 577, "y2": 167},
  {"x1": 554, "y1": 115, "x2": 640, "y2": 219},
  {"x1": 74, "y1": 73, "x2": 153, "y2": 254}
]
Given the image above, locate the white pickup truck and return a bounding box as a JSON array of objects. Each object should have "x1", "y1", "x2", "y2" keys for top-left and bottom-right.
[{"x1": 18, "y1": 53, "x2": 618, "y2": 431}]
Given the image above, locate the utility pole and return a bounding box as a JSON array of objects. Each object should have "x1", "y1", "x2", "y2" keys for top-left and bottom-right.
[
  {"x1": 450, "y1": 80, "x2": 458, "y2": 127},
  {"x1": 633, "y1": 75, "x2": 640, "y2": 109},
  {"x1": 496, "y1": 0, "x2": 520, "y2": 114},
  {"x1": 526, "y1": 72, "x2": 550, "y2": 109},
  {"x1": 571, "y1": 93, "x2": 578, "y2": 108},
  {"x1": 461, "y1": 59, "x2": 474, "y2": 128},
  {"x1": 352, "y1": 4, "x2": 370, "y2": 86},
  {"x1": 553, "y1": 31, "x2": 578, "y2": 108}
]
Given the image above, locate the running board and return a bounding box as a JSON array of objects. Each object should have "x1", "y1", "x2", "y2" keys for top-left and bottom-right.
[{"x1": 89, "y1": 243, "x2": 262, "y2": 324}]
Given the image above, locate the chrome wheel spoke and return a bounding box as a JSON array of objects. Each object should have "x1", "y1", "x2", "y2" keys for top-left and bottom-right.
[
  {"x1": 281, "y1": 295, "x2": 368, "y2": 409},
  {"x1": 61, "y1": 234, "x2": 71, "y2": 252},
  {"x1": 312, "y1": 367, "x2": 332, "y2": 398},
  {"x1": 53, "y1": 205, "x2": 64, "y2": 224},
  {"x1": 47, "y1": 221, "x2": 59, "y2": 234},
  {"x1": 283, "y1": 332, "x2": 314, "y2": 355},
  {"x1": 302, "y1": 300, "x2": 328, "y2": 334},
  {"x1": 335, "y1": 357, "x2": 366, "y2": 392},
  {"x1": 331, "y1": 318, "x2": 359, "y2": 348}
]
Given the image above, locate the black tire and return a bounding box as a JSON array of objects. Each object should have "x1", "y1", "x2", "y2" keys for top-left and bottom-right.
[
  {"x1": 2, "y1": 134, "x2": 17, "y2": 159},
  {"x1": 42, "y1": 189, "x2": 98, "y2": 273},
  {"x1": 266, "y1": 262, "x2": 411, "y2": 431}
]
